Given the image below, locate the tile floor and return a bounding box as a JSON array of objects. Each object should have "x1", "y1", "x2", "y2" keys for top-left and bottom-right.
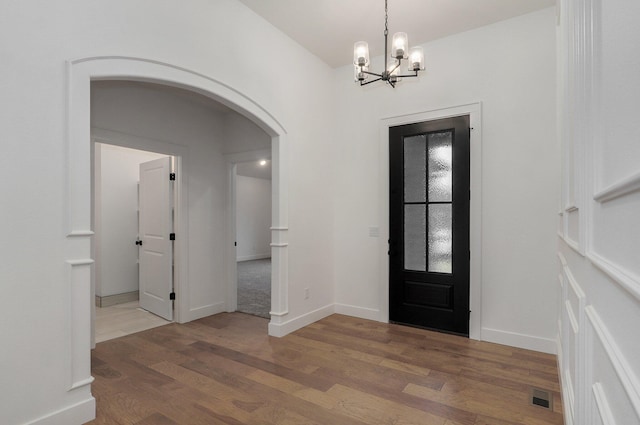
[{"x1": 95, "y1": 301, "x2": 171, "y2": 343}]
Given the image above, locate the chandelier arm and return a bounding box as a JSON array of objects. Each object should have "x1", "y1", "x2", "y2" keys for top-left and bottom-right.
[
  {"x1": 360, "y1": 77, "x2": 384, "y2": 86},
  {"x1": 396, "y1": 71, "x2": 420, "y2": 78},
  {"x1": 388, "y1": 60, "x2": 401, "y2": 74},
  {"x1": 362, "y1": 70, "x2": 384, "y2": 77}
]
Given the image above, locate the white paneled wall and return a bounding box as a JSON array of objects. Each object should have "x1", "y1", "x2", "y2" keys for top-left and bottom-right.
[{"x1": 557, "y1": 0, "x2": 640, "y2": 424}]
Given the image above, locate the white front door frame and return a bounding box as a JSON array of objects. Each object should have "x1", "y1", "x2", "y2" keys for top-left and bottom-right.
[
  {"x1": 378, "y1": 103, "x2": 483, "y2": 340},
  {"x1": 66, "y1": 56, "x2": 290, "y2": 399}
]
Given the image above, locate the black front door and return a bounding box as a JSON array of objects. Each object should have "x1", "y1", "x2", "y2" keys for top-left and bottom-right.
[{"x1": 389, "y1": 116, "x2": 470, "y2": 335}]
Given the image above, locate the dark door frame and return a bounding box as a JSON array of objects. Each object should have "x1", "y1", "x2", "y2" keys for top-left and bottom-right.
[{"x1": 378, "y1": 103, "x2": 483, "y2": 340}]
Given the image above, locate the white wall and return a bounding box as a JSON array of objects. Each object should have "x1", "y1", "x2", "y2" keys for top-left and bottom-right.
[
  {"x1": 332, "y1": 8, "x2": 560, "y2": 353},
  {"x1": 94, "y1": 143, "x2": 167, "y2": 298},
  {"x1": 0, "y1": 1, "x2": 335, "y2": 423},
  {"x1": 557, "y1": 0, "x2": 640, "y2": 424},
  {"x1": 236, "y1": 174, "x2": 271, "y2": 261}
]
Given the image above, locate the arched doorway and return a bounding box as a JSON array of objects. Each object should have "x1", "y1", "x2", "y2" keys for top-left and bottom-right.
[{"x1": 65, "y1": 56, "x2": 290, "y2": 398}]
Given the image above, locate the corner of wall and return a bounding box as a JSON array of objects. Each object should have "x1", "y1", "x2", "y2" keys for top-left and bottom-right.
[
  {"x1": 334, "y1": 303, "x2": 381, "y2": 322},
  {"x1": 481, "y1": 327, "x2": 558, "y2": 354},
  {"x1": 268, "y1": 304, "x2": 335, "y2": 337}
]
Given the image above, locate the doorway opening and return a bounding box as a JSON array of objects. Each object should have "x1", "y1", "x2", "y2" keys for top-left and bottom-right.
[
  {"x1": 234, "y1": 159, "x2": 272, "y2": 318},
  {"x1": 66, "y1": 57, "x2": 291, "y2": 410},
  {"x1": 92, "y1": 143, "x2": 175, "y2": 342}
]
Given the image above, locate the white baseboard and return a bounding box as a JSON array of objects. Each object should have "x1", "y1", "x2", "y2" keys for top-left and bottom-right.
[
  {"x1": 25, "y1": 396, "x2": 95, "y2": 425},
  {"x1": 95, "y1": 290, "x2": 139, "y2": 307},
  {"x1": 237, "y1": 254, "x2": 271, "y2": 262},
  {"x1": 334, "y1": 303, "x2": 380, "y2": 321},
  {"x1": 482, "y1": 327, "x2": 557, "y2": 354},
  {"x1": 268, "y1": 304, "x2": 334, "y2": 337},
  {"x1": 182, "y1": 302, "x2": 226, "y2": 323}
]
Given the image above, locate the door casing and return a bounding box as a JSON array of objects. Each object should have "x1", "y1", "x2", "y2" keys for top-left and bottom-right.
[{"x1": 378, "y1": 103, "x2": 483, "y2": 340}]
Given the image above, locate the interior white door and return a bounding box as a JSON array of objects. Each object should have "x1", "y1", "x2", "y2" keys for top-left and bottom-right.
[{"x1": 138, "y1": 157, "x2": 173, "y2": 321}]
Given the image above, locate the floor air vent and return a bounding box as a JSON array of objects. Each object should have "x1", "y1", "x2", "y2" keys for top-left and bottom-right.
[{"x1": 530, "y1": 388, "x2": 553, "y2": 410}]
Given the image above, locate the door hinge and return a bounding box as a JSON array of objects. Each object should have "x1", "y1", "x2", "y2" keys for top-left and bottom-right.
[
  {"x1": 135, "y1": 240, "x2": 142, "y2": 246},
  {"x1": 169, "y1": 233, "x2": 176, "y2": 240},
  {"x1": 170, "y1": 292, "x2": 176, "y2": 300},
  {"x1": 169, "y1": 173, "x2": 176, "y2": 181},
  {"x1": 234, "y1": 241, "x2": 237, "y2": 246}
]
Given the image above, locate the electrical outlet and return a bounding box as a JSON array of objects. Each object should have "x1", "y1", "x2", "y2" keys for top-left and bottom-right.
[{"x1": 304, "y1": 288, "x2": 310, "y2": 299}]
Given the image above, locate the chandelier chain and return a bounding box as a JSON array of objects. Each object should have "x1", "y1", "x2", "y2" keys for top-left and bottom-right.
[
  {"x1": 384, "y1": 0, "x2": 388, "y2": 36},
  {"x1": 384, "y1": 0, "x2": 389, "y2": 35}
]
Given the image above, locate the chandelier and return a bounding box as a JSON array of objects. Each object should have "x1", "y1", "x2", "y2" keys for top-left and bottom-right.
[{"x1": 353, "y1": 0, "x2": 425, "y2": 88}]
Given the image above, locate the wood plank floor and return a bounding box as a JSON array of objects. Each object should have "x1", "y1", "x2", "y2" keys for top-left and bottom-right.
[{"x1": 88, "y1": 313, "x2": 564, "y2": 425}]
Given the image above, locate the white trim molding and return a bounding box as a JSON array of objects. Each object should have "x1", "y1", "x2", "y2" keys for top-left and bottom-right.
[
  {"x1": 224, "y1": 148, "x2": 272, "y2": 164},
  {"x1": 67, "y1": 231, "x2": 95, "y2": 237},
  {"x1": 268, "y1": 304, "x2": 334, "y2": 337},
  {"x1": 66, "y1": 259, "x2": 94, "y2": 391},
  {"x1": 24, "y1": 398, "x2": 96, "y2": 425},
  {"x1": 587, "y1": 251, "x2": 640, "y2": 302},
  {"x1": 184, "y1": 302, "x2": 227, "y2": 323},
  {"x1": 237, "y1": 254, "x2": 271, "y2": 262},
  {"x1": 334, "y1": 303, "x2": 380, "y2": 322},
  {"x1": 592, "y1": 383, "x2": 615, "y2": 425},
  {"x1": 586, "y1": 306, "x2": 640, "y2": 421},
  {"x1": 593, "y1": 169, "x2": 640, "y2": 203},
  {"x1": 481, "y1": 327, "x2": 558, "y2": 354}
]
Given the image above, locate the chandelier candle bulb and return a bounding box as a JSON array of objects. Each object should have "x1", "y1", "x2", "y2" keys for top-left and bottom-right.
[
  {"x1": 392, "y1": 32, "x2": 408, "y2": 59},
  {"x1": 354, "y1": 41, "x2": 369, "y2": 66},
  {"x1": 354, "y1": 65, "x2": 368, "y2": 82},
  {"x1": 409, "y1": 46, "x2": 424, "y2": 71}
]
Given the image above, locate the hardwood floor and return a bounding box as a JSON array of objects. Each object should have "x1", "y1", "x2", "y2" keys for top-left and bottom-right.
[{"x1": 88, "y1": 313, "x2": 564, "y2": 425}]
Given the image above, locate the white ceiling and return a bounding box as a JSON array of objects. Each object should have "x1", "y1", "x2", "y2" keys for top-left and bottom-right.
[{"x1": 237, "y1": 0, "x2": 556, "y2": 68}]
